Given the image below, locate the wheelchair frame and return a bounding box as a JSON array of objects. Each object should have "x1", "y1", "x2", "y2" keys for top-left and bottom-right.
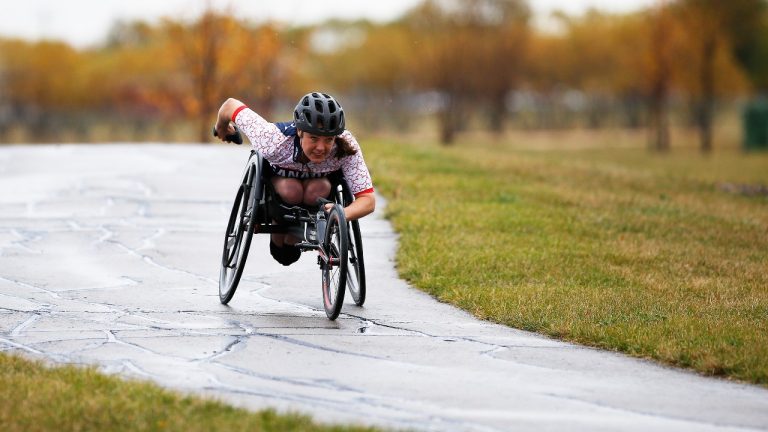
[{"x1": 218, "y1": 150, "x2": 366, "y2": 320}]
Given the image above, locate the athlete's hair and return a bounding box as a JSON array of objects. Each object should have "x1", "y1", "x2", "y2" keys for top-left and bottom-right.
[{"x1": 333, "y1": 135, "x2": 357, "y2": 159}]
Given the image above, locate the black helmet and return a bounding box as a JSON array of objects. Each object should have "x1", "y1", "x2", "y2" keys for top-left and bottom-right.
[{"x1": 293, "y1": 92, "x2": 346, "y2": 136}]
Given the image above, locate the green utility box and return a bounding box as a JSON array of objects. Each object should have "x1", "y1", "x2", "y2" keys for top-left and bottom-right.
[{"x1": 743, "y1": 98, "x2": 768, "y2": 151}]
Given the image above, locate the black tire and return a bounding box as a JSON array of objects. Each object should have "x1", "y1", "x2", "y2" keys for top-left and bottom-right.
[
  {"x1": 346, "y1": 219, "x2": 366, "y2": 306},
  {"x1": 219, "y1": 163, "x2": 260, "y2": 304},
  {"x1": 338, "y1": 185, "x2": 366, "y2": 306},
  {"x1": 321, "y1": 204, "x2": 348, "y2": 320}
]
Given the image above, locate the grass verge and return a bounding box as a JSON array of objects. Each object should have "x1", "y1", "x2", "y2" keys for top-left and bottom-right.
[
  {"x1": 364, "y1": 129, "x2": 768, "y2": 385},
  {"x1": 0, "y1": 352, "x2": 380, "y2": 432}
]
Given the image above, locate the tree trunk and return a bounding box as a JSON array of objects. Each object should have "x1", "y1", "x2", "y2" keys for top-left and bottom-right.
[
  {"x1": 698, "y1": 37, "x2": 716, "y2": 154},
  {"x1": 487, "y1": 92, "x2": 507, "y2": 133},
  {"x1": 196, "y1": 13, "x2": 219, "y2": 143},
  {"x1": 439, "y1": 93, "x2": 460, "y2": 145},
  {"x1": 648, "y1": 4, "x2": 671, "y2": 153},
  {"x1": 648, "y1": 73, "x2": 671, "y2": 152}
]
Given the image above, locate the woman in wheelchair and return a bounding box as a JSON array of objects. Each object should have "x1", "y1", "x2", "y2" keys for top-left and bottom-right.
[{"x1": 214, "y1": 92, "x2": 375, "y2": 266}]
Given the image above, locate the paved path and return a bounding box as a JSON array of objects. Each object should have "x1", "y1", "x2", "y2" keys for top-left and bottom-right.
[{"x1": 1, "y1": 144, "x2": 767, "y2": 432}]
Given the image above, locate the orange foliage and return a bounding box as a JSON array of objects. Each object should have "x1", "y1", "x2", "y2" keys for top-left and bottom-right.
[{"x1": 0, "y1": 0, "x2": 764, "y2": 143}]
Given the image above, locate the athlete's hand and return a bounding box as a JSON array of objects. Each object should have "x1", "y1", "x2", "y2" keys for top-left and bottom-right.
[
  {"x1": 316, "y1": 197, "x2": 334, "y2": 214},
  {"x1": 214, "y1": 122, "x2": 235, "y2": 142},
  {"x1": 212, "y1": 122, "x2": 243, "y2": 144}
]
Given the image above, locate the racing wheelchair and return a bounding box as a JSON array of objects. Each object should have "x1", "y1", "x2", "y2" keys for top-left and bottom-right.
[{"x1": 215, "y1": 127, "x2": 366, "y2": 320}]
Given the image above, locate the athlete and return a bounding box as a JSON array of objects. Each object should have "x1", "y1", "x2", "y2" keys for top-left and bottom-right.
[{"x1": 214, "y1": 92, "x2": 375, "y2": 266}]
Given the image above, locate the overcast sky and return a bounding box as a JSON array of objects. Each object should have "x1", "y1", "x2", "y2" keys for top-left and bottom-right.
[{"x1": 0, "y1": 0, "x2": 656, "y2": 48}]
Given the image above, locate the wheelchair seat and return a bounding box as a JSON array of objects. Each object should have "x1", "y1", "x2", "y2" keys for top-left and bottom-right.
[{"x1": 259, "y1": 158, "x2": 345, "y2": 227}]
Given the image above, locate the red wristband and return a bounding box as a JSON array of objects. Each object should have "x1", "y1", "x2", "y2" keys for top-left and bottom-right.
[
  {"x1": 354, "y1": 188, "x2": 374, "y2": 198},
  {"x1": 231, "y1": 105, "x2": 248, "y2": 123}
]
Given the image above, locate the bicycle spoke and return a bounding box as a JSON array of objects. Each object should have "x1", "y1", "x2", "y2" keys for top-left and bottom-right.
[
  {"x1": 329, "y1": 268, "x2": 340, "y2": 298},
  {"x1": 346, "y1": 276, "x2": 358, "y2": 292},
  {"x1": 226, "y1": 233, "x2": 237, "y2": 249}
]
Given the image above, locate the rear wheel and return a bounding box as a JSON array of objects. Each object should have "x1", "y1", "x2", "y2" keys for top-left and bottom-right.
[
  {"x1": 321, "y1": 205, "x2": 348, "y2": 320},
  {"x1": 337, "y1": 184, "x2": 366, "y2": 306},
  {"x1": 219, "y1": 165, "x2": 260, "y2": 304},
  {"x1": 346, "y1": 220, "x2": 366, "y2": 306}
]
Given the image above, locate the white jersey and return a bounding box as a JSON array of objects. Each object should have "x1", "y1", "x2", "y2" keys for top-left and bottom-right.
[{"x1": 233, "y1": 106, "x2": 374, "y2": 197}]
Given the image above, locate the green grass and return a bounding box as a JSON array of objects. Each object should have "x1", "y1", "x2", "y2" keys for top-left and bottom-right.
[
  {"x1": 365, "y1": 128, "x2": 768, "y2": 385},
  {"x1": 0, "y1": 352, "x2": 380, "y2": 432}
]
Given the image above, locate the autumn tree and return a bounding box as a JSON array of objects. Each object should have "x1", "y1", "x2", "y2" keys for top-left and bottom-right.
[
  {"x1": 404, "y1": 0, "x2": 529, "y2": 144},
  {"x1": 102, "y1": 21, "x2": 187, "y2": 134},
  {"x1": 2, "y1": 0, "x2": 765, "y2": 145},
  {"x1": 524, "y1": 30, "x2": 571, "y2": 129},
  {"x1": 674, "y1": 0, "x2": 759, "y2": 153},
  {"x1": 528, "y1": 2, "x2": 749, "y2": 153},
  {"x1": 0, "y1": 40, "x2": 88, "y2": 138},
  {"x1": 166, "y1": 10, "x2": 282, "y2": 142},
  {"x1": 404, "y1": 1, "x2": 471, "y2": 144},
  {"x1": 646, "y1": 2, "x2": 676, "y2": 152},
  {"x1": 734, "y1": 11, "x2": 768, "y2": 92},
  {"x1": 308, "y1": 19, "x2": 418, "y2": 131},
  {"x1": 468, "y1": 0, "x2": 530, "y2": 133},
  {"x1": 537, "y1": 10, "x2": 650, "y2": 129}
]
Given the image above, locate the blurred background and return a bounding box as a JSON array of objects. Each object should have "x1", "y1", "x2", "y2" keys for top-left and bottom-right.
[{"x1": 1, "y1": 0, "x2": 768, "y2": 153}]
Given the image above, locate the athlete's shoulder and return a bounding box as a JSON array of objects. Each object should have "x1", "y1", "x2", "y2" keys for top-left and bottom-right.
[{"x1": 273, "y1": 121, "x2": 297, "y2": 137}]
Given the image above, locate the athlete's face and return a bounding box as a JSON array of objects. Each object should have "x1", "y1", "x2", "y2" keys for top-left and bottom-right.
[{"x1": 299, "y1": 131, "x2": 335, "y2": 163}]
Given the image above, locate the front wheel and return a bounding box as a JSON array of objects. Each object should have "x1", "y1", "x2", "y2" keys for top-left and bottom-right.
[{"x1": 321, "y1": 205, "x2": 348, "y2": 320}]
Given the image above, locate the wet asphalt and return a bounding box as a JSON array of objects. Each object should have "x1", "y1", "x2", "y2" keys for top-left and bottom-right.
[{"x1": 1, "y1": 144, "x2": 767, "y2": 432}]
